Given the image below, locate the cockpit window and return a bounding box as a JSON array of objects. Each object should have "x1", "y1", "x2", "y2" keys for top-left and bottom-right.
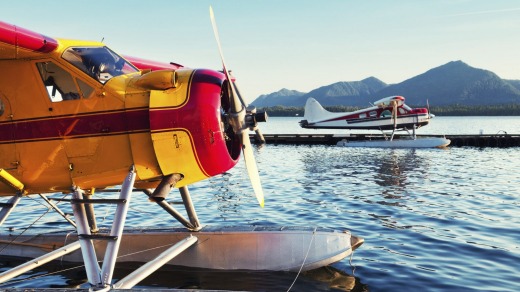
[{"x1": 62, "y1": 46, "x2": 138, "y2": 84}]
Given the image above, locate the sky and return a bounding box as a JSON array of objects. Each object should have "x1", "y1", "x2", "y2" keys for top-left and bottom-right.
[{"x1": 2, "y1": 0, "x2": 520, "y2": 104}]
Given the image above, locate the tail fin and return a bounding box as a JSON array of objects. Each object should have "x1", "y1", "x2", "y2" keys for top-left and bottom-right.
[{"x1": 303, "y1": 98, "x2": 333, "y2": 123}]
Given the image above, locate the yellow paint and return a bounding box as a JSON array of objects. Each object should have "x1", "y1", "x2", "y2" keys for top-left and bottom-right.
[
  {"x1": 0, "y1": 168, "x2": 25, "y2": 193},
  {"x1": 148, "y1": 69, "x2": 193, "y2": 108},
  {"x1": 128, "y1": 133, "x2": 162, "y2": 181},
  {"x1": 151, "y1": 130, "x2": 207, "y2": 187}
]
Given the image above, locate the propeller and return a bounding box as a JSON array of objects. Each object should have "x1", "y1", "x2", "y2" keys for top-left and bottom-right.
[
  {"x1": 390, "y1": 100, "x2": 398, "y2": 141},
  {"x1": 391, "y1": 100, "x2": 398, "y2": 129},
  {"x1": 209, "y1": 6, "x2": 267, "y2": 207},
  {"x1": 427, "y1": 99, "x2": 435, "y2": 119}
]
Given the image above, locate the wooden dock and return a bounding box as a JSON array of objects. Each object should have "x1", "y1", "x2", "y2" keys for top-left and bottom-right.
[{"x1": 250, "y1": 134, "x2": 520, "y2": 147}]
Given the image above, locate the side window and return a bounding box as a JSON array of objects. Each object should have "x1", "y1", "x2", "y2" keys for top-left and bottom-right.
[
  {"x1": 77, "y1": 78, "x2": 94, "y2": 98},
  {"x1": 381, "y1": 110, "x2": 392, "y2": 117},
  {"x1": 36, "y1": 62, "x2": 93, "y2": 102}
]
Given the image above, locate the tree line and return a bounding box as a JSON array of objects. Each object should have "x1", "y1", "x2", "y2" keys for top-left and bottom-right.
[{"x1": 257, "y1": 104, "x2": 520, "y2": 117}]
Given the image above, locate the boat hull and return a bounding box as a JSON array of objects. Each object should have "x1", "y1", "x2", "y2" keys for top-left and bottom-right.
[{"x1": 0, "y1": 226, "x2": 363, "y2": 272}]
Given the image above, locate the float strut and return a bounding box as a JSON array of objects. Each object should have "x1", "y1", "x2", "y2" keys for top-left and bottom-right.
[
  {"x1": 71, "y1": 167, "x2": 136, "y2": 288},
  {"x1": 84, "y1": 193, "x2": 98, "y2": 233},
  {"x1": 0, "y1": 241, "x2": 81, "y2": 284},
  {"x1": 145, "y1": 173, "x2": 201, "y2": 231},
  {"x1": 143, "y1": 189, "x2": 196, "y2": 230},
  {"x1": 180, "y1": 186, "x2": 201, "y2": 230},
  {"x1": 113, "y1": 235, "x2": 198, "y2": 289},
  {"x1": 71, "y1": 188, "x2": 102, "y2": 286},
  {"x1": 99, "y1": 166, "x2": 136, "y2": 287},
  {"x1": 38, "y1": 194, "x2": 76, "y2": 228},
  {"x1": 0, "y1": 194, "x2": 22, "y2": 226}
]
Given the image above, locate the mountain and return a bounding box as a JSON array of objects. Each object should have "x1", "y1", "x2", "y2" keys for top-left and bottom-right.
[
  {"x1": 251, "y1": 77, "x2": 387, "y2": 107},
  {"x1": 251, "y1": 61, "x2": 520, "y2": 107},
  {"x1": 251, "y1": 88, "x2": 305, "y2": 107},
  {"x1": 301, "y1": 77, "x2": 387, "y2": 106},
  {"x1": 373, "y1": 61, "x2": 520, "y2": 106},
  {"x1": 507, "y1": 79, "x2": 520, "y2": 91}
]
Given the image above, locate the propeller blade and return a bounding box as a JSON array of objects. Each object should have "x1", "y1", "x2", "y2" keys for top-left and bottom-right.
[
  {"x1": 392, "y1": 100, "x2": 397, "y2": 129},
  {"x1": 427, "y1": 99, "x2": 435, "y2": 119},
  {"x1": 209, "y1": 5, "x2": 266, "y2": 207},
  {"x1": 209, "y1": 6, "x2": 244, "y2": 113},
  {"x1": 242, "y1": 131, "x2": 264, "y2": 207}
]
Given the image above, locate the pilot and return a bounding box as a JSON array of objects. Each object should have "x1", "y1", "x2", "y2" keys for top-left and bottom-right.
[{"x1": 83, "y1": 53, "x2": 117, "y2": 82}]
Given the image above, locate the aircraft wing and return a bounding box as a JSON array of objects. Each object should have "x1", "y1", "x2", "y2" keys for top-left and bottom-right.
[{"x1": 0, "y1": 21, "x2": 58, "y2": 60}]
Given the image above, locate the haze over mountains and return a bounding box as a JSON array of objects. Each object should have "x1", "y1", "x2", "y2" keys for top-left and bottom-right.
[{"x1": 251, "y1": 61, "x2": 520, "y2": 107}]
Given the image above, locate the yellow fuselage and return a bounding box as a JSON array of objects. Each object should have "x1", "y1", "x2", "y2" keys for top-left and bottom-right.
[{"x1": 0, "y1": 31, "x2": 238, "y2": 196}]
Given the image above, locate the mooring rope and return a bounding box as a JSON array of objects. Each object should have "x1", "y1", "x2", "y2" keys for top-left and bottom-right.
[
  {"x1": 0, "y1": 202, "x2": 51, "y2": 254},
  {"x1": 286, "y1": 227, "x2": 316, "y2": 292}
]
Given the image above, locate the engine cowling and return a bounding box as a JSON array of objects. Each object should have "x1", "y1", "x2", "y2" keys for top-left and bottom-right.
[{"x1": 130, "y1": 68, "x2": 240, "y2": 188}]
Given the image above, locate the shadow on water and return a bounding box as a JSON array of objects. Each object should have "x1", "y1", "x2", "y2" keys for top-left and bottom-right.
[{"x1": 0, "y1": 259, "x2": 369, "y2": 291}]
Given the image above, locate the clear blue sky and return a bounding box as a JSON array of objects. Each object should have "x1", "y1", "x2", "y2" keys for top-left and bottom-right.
[{"x1": 3, "y1": 0, "x2": 520, "y2": 103}]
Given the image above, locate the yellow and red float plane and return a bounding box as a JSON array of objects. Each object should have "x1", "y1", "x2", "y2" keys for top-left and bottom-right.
[{"x1": 0, "y1": 8, "x2": 362, "y2": 290}]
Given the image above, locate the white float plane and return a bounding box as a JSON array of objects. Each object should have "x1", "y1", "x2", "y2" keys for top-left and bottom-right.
[{"x1": 300, "y1": 96, "x2": 450, "y2": 148}]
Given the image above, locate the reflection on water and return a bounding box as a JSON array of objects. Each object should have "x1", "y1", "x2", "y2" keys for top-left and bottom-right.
[
  {"x1": 375, "y1": 149, "x2": 420, "y2": 189},
  {"x1": 300, "y1": 147, "x2": 428, "y2": 200},
  {"x1": 0, "y1": 260, "x2": 368, "y2": 292}
]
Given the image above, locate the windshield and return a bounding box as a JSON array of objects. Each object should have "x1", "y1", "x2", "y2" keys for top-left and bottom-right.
[
  {"x1": 62, "y1": 46, "x2": 139, "y2": 84},
  {"x1": 402, "y1": 104, "x2": 412, "y2": 111}
]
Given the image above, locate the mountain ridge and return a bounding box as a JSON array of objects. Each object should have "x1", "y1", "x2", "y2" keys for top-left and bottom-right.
[{"x1": 251, "y1": 61, "x2": 520, "y2": 107}]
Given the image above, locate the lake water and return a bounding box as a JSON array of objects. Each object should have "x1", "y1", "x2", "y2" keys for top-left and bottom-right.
[{"x1": 1, "y1": 117, "x2": 520, "y2": 291}]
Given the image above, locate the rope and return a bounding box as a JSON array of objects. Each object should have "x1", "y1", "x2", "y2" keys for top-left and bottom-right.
[
  {"x1": 0, "y1": 263, "x2": 85, "y2": 285},
  {"x1": 0, "y1": 205, "x2": 51, "y2": 254},
  {"x1": 286, "y1": 228, "x2": 316, "y2": 292}
]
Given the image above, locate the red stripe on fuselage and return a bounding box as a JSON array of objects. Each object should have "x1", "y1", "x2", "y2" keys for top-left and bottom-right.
[{"x1": 0, "y1": 108, "x2": 150, "y2": 144}]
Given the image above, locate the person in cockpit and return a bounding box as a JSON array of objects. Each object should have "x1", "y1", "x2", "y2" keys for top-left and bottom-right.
[{"x1": 83, "y1": 52, "x2": 120, "y2": 83}]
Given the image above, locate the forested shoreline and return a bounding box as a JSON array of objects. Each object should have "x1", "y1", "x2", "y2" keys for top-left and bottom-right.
[{"x1": 258, "y1": 104, "x2": 520, "y2": 117}]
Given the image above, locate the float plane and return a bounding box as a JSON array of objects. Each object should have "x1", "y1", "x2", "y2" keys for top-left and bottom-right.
[
  {"x1": 300, "y1": 96, "x2": 450, "y2": 148},
  {"x1": 0, "y1": 7, "x2": 363, "y2": 290}
]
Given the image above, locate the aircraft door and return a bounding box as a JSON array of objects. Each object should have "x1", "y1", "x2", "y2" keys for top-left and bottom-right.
[{"x1": 0, "y1": 92, "x2": 18, "y2": 171}]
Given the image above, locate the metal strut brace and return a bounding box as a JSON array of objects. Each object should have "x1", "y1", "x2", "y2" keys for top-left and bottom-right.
[
  {"x1": 0, "y1": 194, "x2": 21, "y2": 226},
  {"x1": 38, "y1": 194, "x2": 76, "y2": 228},
  {"x1": 113, "y1": 235, "x2": 198, "y2": 289},
  {"x1": 0, "y1": 241, "x2": 81, "y2": 284},
  {"x1": 179, "y1": 186, "x2": 201, "y2": 231},
  {"x1": 71, "y1": 166, "x2": 136, "y2": 289},
  {"x1": 144, "y1": 173, "x2": 201, "y2": 231}
]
